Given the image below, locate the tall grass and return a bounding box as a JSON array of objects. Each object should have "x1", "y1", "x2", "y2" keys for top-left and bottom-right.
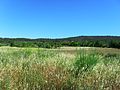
[{"x1": 0, "y1": 47, "x2": 119, "y2": 90}]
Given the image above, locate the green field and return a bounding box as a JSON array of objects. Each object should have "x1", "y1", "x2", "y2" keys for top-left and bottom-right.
[{"x1": 0, "y1": 47, "x2": 120, "y2": 90}]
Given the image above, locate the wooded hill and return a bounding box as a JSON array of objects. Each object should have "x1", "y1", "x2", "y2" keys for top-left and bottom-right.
[{"x1": 0, "y1": 36, "x2": 120, "y2": 48}]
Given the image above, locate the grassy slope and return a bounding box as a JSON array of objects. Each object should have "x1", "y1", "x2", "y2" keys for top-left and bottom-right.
[{"x1": 0, "y1": 47, "x2": 120, "y2": 90}]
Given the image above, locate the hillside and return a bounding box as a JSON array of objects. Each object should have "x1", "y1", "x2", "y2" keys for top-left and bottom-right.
[
  {"x1": 1, "y1": 36, "x2": 120, "y2": 41},
  {"x1": 57, "y1": 36, "x2": 120, "y2": 41},
  {"x1": 0, "y1": 36, "x2": 120, "y2": 48}
]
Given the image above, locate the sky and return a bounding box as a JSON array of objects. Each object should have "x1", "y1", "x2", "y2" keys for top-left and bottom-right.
[{"x1": 0, "y1": 0, "x2": 120, "y2": 38}]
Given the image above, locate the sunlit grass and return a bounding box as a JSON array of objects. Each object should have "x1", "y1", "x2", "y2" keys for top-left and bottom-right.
[{"x1": 0, "y1": 47, "x2": 119, "y2": 90}]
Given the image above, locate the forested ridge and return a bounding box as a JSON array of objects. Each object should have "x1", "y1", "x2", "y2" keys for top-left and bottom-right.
[{"x1": 0, "y1": 36, "x2": 120, "y2": 48}]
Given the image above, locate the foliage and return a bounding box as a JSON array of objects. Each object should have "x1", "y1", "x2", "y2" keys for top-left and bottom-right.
[{"x1": 0, "y1": 36, "x2": 120, "y2": 48}]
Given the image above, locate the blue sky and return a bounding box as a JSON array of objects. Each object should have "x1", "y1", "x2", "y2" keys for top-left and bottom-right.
[{"x1": 0, "y1": 0, "x2": 120, "y2": 38}]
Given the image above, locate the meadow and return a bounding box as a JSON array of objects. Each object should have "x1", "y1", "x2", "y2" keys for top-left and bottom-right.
[{"x1": 0, "y1": 46, "x2": 120, "y2": 90}]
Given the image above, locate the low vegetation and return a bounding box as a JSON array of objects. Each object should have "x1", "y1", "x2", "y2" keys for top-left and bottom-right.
[{"x1": 0, "y1": 47, "x2": 119, "y2": 90}]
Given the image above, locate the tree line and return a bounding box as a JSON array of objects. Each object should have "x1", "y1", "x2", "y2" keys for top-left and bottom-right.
[{"x1": 0, "y1": 36, "x2": 120, "y2": 49}]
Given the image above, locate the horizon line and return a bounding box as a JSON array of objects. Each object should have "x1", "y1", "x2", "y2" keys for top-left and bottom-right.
[{"x1": 0, "y1": 35, "x2": 120, "y2": 39}]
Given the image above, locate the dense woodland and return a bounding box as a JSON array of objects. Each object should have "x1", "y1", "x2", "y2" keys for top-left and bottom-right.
[{"x1": 0, "y1": 36, "x2": 120, "y2": 48}]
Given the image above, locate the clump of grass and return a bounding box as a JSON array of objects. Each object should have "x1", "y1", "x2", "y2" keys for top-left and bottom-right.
[{"x1": 72, "y1": 50, "x2": 99, "y2": 78}]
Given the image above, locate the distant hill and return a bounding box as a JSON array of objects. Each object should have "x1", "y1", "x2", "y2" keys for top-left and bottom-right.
[
  {"x1": 1, "y1": 36, "x2": 120, "y2": 41},
  {"x1": 0, "y1": 36, "x2": 120, "y2": 48},
  {"x1": 56, "y1": 36, "x2": 120, "y2": 41}
]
